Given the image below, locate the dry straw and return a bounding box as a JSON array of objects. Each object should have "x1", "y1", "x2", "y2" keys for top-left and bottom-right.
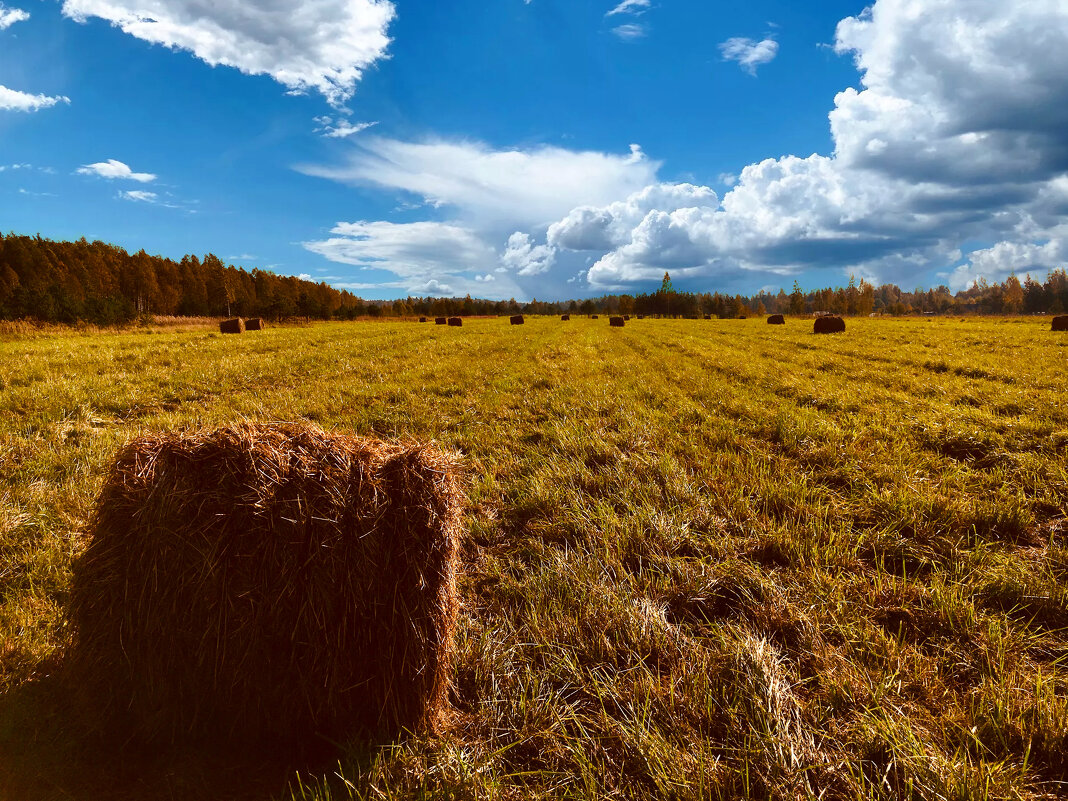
[
  {"x1": 68, "y1": 423, "x2": 463, "y2": 753},
  {"x1": 813, "y1": 315, "x2": 846, "y2": 334}
]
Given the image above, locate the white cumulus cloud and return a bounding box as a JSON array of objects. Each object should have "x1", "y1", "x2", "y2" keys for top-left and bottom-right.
[
  {"x1": 501, "y1": 232, "x2": 556, "y2": 276},
  {"x1": 0, "y1": 85, "x2": 70, "y2": 112},
  {"x1": 719, "y1": 36, "x2": 778, "y2": 75},
  {"x1": 60, "y1": 0, "x2": 395, "y2": 106},
  {"x1": 0, "y1": 4, "x2": 29, "y2": 28},
  {"x1": 77, "y1": 159, "x2": 156, "y2": 182}
]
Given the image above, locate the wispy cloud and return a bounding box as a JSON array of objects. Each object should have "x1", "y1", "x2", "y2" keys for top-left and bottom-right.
[
  {"x1": 611, "y1": 23, "x2": 647, "y2": 41},
  {"x1": 77, "y1": 159, "x2": 156, "y2": 182},
  {"x1": 719, "y1": 36, "x2": 779, "y2": 75},
  {"x1": 606, "y1": 0, "x2": 650, "y2": 17},
  {"x1": 313, "y1": 116, "x2": 378, "y2": 139},
  {"x1": 0, "y1": 85, "x2": 69, "y2": 112}
]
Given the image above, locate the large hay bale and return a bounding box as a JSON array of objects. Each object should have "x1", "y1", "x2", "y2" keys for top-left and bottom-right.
[
  {"x1": 219, "y1": 318, "x2": 244, "y2": 334},
  {"x1": 244, "y1": 318, "x2": 265, "y2": 331},
  {"x1": 447, "y1": 317, "x2": 462, "y2": 327},
  {"x1": 68, "y1": 424, "x2": 462, "y2": 752},
  {"x1": 767, "y1": 314, "x2": 785, "y2": 325},
  {"x1": 560, "y1": 314, "x2": 570, "y2": 321},
  {"x1": 813, "y1": 316, "x2": 846, "y2": 334},
  {"x1": 510, "y1": 315, "x2": 524, "y2": 325},
  {"x1": 434, "y1": 317, "x2": 447, "y2": 325},
  {"x1": 609, "y1": 316, "x2": 625, "y2": 327},
  {"x1": 1053, "y1": 315, "x2": 1068, "y2": 331}
]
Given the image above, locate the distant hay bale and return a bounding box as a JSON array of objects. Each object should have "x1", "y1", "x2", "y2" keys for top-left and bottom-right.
[
  {"x1": 623, "y1": 314, "x2": 631, "y2": 320},
  {"x1": 591, "y1": 315, "x2": 599, "y2": 319},
  {"x1": 435, "y1": 317, "x2": 447, "y2": 325},
  {"x1": 561, "y1": 314, "x2": 570, "y2": 321},
  {"x1": 813, "y1": 316, "x2": 846, "y2": 334},
  {"x1": 419, "y1": 317, "x2": 428, "y2": 323},
  {"x1": 219, "y1": 318, "x2": 244, "y2": 334},
  {"x1": 447, "y1": 317, "x2": 462, "y2": 327},
  {"x1": 68, "y1": 423, "x2": 463, "y2": 752},
  {"x1": 703, "y1": 314, "x2": 711, "y2": 320},
  {"x1": 1052, "y1": 315, "x2": 1068, "y2": 331},
  {"x1": 609, "y1": 316, "x2": 625, "y2": 327},
  {"x1": 767, "y1": 314, "x2": 785, "y2": 325},
  {"x1": 244, "y1": 318, "x2": 265, "y2": 331},
  {"x1": 637, "y1": 315, "x2": 645, "y2": 320},
  {"x1": 510, "y1": 315, "x2": 524, "y2": 325},
  {"x1": 739, "y1": 315, "x2": 747, "y2": 320}
]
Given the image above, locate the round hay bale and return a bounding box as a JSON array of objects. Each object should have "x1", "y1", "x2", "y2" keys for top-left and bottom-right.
[
  {"x1": 813, "y1": 315, "x2": 846, "y2": 334},
  {"x1": 447, "y1": 316, "x2": 462, "y2": 327},
  {"x1": 609, "y1": 316, "x2": 625, "y2": 327},
  {"x1": 739, "y1": 315, "x2": 746, "y2": 320},
  {"x1": 244, "y1": 318, "x2": 265, "y2": 331},
  {"x1": 219, "y1": 318, "x2": 244, "y2": 334},
  {"x1": 68, "y1": 424, "x2": 463, "y2": 752},
  {"x1": 434, "y1": 317, "x2": 447, "y2": 325},
  {"x1": 510, "y1": 315, "x2": 524, "y2": 325},
  {"x1": 637, "y1": 314, "x2": 645, "y2": 319},
  {"x1": 560, "y1": 314, "x2": 570, "y2": 321},
  {"x1": 623, "y1": 314, "x2": 631, "y2": 321},
  {"x1": 767, "y1": 314, "x2": 785, "y2": 325},
  {"x1": 419, "y1": 317, "x2": 428, "y2": 323},
  {"x1": 591, "y1": 314, "x2": 599, "y2": 319},
  {"x1": 1052, "y1": 315, "x2": 1068, "y2": 331}
]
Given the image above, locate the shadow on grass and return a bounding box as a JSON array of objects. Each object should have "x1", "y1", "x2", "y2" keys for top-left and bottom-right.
[{"x1": 0, "y1": 664, "x2": 309, "y2": 801}]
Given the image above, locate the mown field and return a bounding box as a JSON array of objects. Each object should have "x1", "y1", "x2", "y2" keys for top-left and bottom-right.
[{"x1": 2, "y1": 316, "x2": 1067, "y2": 800}]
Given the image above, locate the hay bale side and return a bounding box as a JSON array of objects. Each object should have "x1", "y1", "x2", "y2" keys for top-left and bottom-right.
[
  {"x1": 447, "y1": 317, "x2": 462, "y2": 327},
  {"x1": 435, "y1": 317, "x2": 447, "y2": 325},
  {"x1": 609, "y1": 316, "x2": 625, "y2": 327},
  {"x1": 767, "y1": 314, "x2": 785, "y2": 325},
  {"x1": 561, "y1": 314, "x2": 570, "y2": 321},
  {"x1": 510, "y1": 315, "x2": 524, "y2": 325},
  {"x1": 245, "y1": 318, "x2": 265, "y2": 331},
  {"x1": 419, "y1": 317, "x2": 428, "y2": 323},
  {"x1": 68, "y1": 424, "x2": 463, "y2": 752},
  {"x1": 813, "y1": 316, "x2": 846, "y2": 334},
  {"x1": 1052, "y1": 315, "x2": 1068, "y2": 331},
  {"x1": 219, "y1": 318, "x2": 244, "y2": 334}
]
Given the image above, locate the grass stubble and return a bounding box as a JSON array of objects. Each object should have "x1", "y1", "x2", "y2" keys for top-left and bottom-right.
[{"x1": 1, "y1": 316, "x2": 1067, "y2": 800}]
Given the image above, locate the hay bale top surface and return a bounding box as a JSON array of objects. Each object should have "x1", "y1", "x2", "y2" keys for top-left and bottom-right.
[{"x1": 69, "y1": 423, "x2": 463, "y2": 751}]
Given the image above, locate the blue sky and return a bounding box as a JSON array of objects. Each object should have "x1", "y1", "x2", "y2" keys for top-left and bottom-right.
[{"x1": 2, "y1": 1, "x2": 1067, "y2": 301}]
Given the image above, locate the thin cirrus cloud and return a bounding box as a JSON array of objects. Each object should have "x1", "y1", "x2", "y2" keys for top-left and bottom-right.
[
  {"x1": 77, "y1": 159, "x2": 156, "y2": 182},
  {"x1": 0, "y1": 3, "x2": 29, "y2": 29},
  {"x1": 59, "y1": 0, "x2": 395, "y2": 106},
  {"x1": 719, "y1": 36, "x2": 779, "y2": 75},
  {"x1": 611, "y1": 23, "x2": 647, "y2": 41},
  {"x1": 0, "y1": 85, "x2": 70, "y2": 112},
  {"x1": 605, "y1": 0, "x2": 650, "y2": 17},
  {"x1": 313, "y1": 116, "x2": 378, "y2": 139}
]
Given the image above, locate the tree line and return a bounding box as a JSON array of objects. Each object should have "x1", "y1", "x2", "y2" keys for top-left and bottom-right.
[{"x1": 3, "y1": 233, "x2": 1067, "y2": 325}]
